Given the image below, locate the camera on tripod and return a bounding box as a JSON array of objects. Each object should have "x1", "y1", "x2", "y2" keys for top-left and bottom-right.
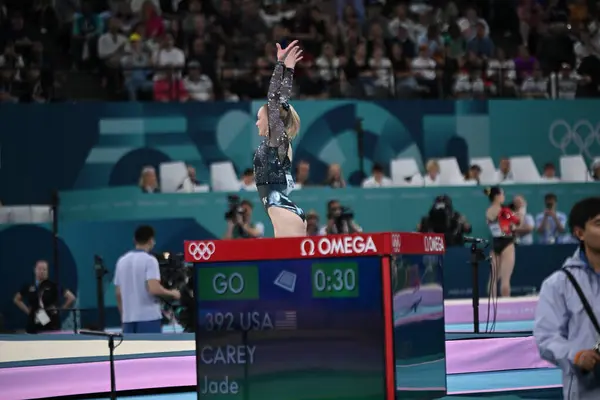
[
  {"x1": 153, "y1": 252, "x2": 195, "y2": 332},
  {"x1": 224, "y1": 194, "x2": 245, "y2": 221}
]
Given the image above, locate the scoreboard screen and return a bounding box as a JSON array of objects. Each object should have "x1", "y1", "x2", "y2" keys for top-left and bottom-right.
[{"x1": 194, "y1": 256, "x2": 386, "y2": 400}]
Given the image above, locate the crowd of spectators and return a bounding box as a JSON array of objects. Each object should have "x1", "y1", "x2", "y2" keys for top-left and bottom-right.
[{"x1": 2, "y1": 0, "x2": 600, "y2": 103}]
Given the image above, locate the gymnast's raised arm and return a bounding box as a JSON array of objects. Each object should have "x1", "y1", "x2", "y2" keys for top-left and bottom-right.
[{"x1": 266, "y1": 41, "x2": 303, "y2": 148}]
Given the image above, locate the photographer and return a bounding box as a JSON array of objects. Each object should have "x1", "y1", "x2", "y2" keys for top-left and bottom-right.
[
  {"x1": 223, "y1": 198, "x2": 264, "y2": 239},
  {"x1": 114, "y1": 225, "x2": 180, "y2": 334},
  {"x1": 417, "y1": 195, "x2": 471, "y2": 246},
  {"x1": 321, "y1": 199, "x2": 362, "y2": 235}
]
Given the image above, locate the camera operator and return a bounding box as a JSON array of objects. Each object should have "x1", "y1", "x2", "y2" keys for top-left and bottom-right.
[
  {"x1": 417, "y1": 195, "x2": 471, "y2": 246},
  {"x1": 534, "y1": 197, "x2": 600, "y2": 399},
  {"x1": 320, "y1": 199, "x2": 362, "y2": 235},
  {"x1": 114, "y1": 225, "x2": 180, "y2": 334},
  {"x1": 223, "y1": 198, "x2": 264, "y2": 239}
]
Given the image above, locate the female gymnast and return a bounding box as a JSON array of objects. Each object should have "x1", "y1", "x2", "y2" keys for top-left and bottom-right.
[
  {"x1": 484, "y1": 186, "x2": 520, "y2": 297},
  {"x1": 253, "y1": 40, "x2": 306, "y2": 237}
]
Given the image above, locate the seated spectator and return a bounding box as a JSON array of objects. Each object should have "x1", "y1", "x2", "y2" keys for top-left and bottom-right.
[
  {"x1": 390, "y1": 42, "x2": 417, "y2": 97},
  {"x1": 179, "y1": 165, "x2": 207, "y2": 193},
  {"x1": 486, "y1": 48, "x2": 516, "y2": 96},
  {"x1": 98, "y1": 18, "x2": 127, "y2": 68},
  {"x1": 4, "y1": 12, "x2": 37, "y2": 56},
  {"x1": 20, "y1": 65, "x2": 50, "y2": 103},
  {"x1": 496, "y1": 157, "x2": 514, "y2": 183},
  {"x1": 315, "y1": 42, "x2": 341, "y2": 84},
  {"x1": 556, "y1": 63, "x2": 579, "y2": 99},
  {"x1": 298, "y1": 64, "x2": 328, "y2": 99},
  {"x1": 184, "y1": 61, "x2": 214, "y2": 101},
  {"x1": 467, "y1": 22, "x2": 494, "y2": 59},
  {"x1": 139, "y1": 166, "x2": 160, "y2": 193},
  {"x1": 154, "y1": 68, "x2": 188, "y2": 102},
  {"x1": 388, "y1": 4, "x2": 416, "y2": 41},
  {"x1": 442, "y1": 23, "x2": 465, "y2": 60},
  {"x1": 464, "y1": 164, "x2": 482, "y2": 184},
  {"x1": 520, "y1": 69, "x2": 548, "y2": 99},
  {"x1": 411, "y1": 44, "x2": 436, "y2": 97},
  {"x1": 417, "y1": 24, "x2": 443, "y2": 57},
  {"x1": 121, "y1": 33, "x2": 153, "y2": 101},
  {"x1": 139, "y1": 0, "x2": 164, "y2": 38},
  {"x1": 153, "y1": 32, "x2": 185, "y2": 81},
  {"x1": 514, "y1": 45, "x2": 537, "y2": 80},
  {"x1": 295, "y1": 160, "x2": 312, "y2": 188},
  {"x1": 0, "y1": 68, "x2": 20, "y2": 103},
  {"x1": 362, "y1": 163, "x2": 392, "y2": 188},
  {"x1": 343, "y1": 42, "x2": 371, "y2": 97},
  {"x1": 369, "y1": 46, "x2": 393, "y2": 97},
  {"x1": 541, "y1": 162, "x2": 560, "y2": 182},
  {"x1": 239, "y1": 168, "x2": 257, "y2": 192},
  {"x1": 591, "y1": 160, "x2": 600, "y2": 181},
  {"x1": 72, "y1": 2, "x2": 104, "y2": 68},
  {"x1": 424, "y1": 159, "x2": 440, "y2": 186},
  {"x1": 393, "y1": 24, "x2": 416, "y2": 59},
  {"x1": 324, "y1": 163, "x2": 346, "y2": 188},
  {"x1": 458, "y1": 7, "x2": 490, "y2": 41},
  {"x1": 454, "y1": 69, "x2": 485, "y2": 99},
  {"x1": 0, "y1": 42, "x2": 25, "y2": 80}
]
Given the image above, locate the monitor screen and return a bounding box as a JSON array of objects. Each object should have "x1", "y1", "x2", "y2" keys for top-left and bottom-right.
[
  {"x1": 194, "y1": 256, "x2": 386, "y2": 400},
  {"x1": 392, "y1": 254, "x2": 447, "y2": 398}
]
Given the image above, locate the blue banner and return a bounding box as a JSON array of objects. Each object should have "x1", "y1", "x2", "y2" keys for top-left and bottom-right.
[{"x1": 1, "y1": 100, "x2": 599, "y2": 204}]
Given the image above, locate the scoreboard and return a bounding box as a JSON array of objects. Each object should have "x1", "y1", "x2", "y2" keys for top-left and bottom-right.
[{"x1": 185, "y1": 232, "x2": 447, "y2": 400}]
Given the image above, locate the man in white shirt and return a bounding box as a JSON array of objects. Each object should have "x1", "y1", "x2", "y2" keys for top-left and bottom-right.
[
  {"x1": 541, "y1": 162, "x2": 560, "y2": 182},
  {"x1": 97, "y1": 17, "x2": 127, "y2": 67},
  {"x1": 495, "y1": 157, "x2": 514, "y2": 183},
  {"x1": 114, "y1": 225, "x2": 180, "y2": 334},
  {"x1": 362, "y1": 163, "x2": 393, "y2": 188},
  {"x1": 183, "y1": 60, "x2": 214, "y2": 101},
  {"x1": 153, "y1": 32, "x2": 185, "y2": 80}
]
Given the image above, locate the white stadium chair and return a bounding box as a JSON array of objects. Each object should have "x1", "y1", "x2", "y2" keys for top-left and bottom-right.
[
  {"x1": 510, "y1": 156, "x2": 541, "y2": 183},
  {"x1": 390, "y1": 158, "x2": 422, "y2": 186},
  {"x1": 210, "y1": 161, "x2": 242, "y2": 192},
  {"x1": 159, "y1": 161, "x2": 189, "y2": 193},
  {"x1": 560, "y1": 155, "x2": 592, "y2": 182},
  {"x1": 470, "y1": 157, "x2": 497, "y2": 185}
]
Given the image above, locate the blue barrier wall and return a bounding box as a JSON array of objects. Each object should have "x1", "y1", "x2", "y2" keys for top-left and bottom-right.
[
  {"x1": 1, "y1": 184, "x2": 594, "y2": 329},
  {"x1": 1, "y1": 100, "x2": 599, "y2": 204}
]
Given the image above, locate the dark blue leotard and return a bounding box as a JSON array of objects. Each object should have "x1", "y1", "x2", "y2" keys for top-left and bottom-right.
[{"x1": 252, "y1": 61, "x2": 305, "y2": 222}]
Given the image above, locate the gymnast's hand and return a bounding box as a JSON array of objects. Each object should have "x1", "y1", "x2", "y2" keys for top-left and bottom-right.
[{"x1": 276, "y1": 40, "x2": 303, "y2": 69}]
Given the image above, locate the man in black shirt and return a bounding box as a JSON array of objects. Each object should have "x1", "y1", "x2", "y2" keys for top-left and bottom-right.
[{"x1": 13, "y1": 260, "x2": 76, "y2": 333}]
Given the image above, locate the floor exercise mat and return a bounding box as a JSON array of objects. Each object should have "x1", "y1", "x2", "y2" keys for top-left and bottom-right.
[{"x1": 443, "y1": 296, "x2": 537, "y2": 326}]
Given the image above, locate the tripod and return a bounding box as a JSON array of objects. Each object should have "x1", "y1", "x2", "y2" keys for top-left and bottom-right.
[
  {"x1": 470, "y1": 243, "x2": 487, "y2": 333},
  {"x1": 94, "y1": 255, "x2": 108, "y2": 330},
  {"x1": 79, "y1": 329, "x2": 122, "y2": 400}
]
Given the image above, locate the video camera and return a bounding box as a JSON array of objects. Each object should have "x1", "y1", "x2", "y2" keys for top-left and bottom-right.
[
  {"x1": 224, "y1": 194, "x2": 245, "y2": 221},
  {"x1": 427, "y1": 195, "x2": 454, "y2": 234},
  {"x1": 328, "y1": 205, "x2": 357, "y2": 234},
  {"x1": 153, "y1": 252, "x2": 195, "y2": 332}
]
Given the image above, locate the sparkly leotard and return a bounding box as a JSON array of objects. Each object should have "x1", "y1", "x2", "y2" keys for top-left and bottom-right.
[{"x1": 253, "y1": 61, "x2": 305, "y2": 222}]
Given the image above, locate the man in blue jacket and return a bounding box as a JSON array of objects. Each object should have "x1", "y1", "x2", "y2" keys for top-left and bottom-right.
[{"x1": 534, "y1": 197, "x2": 600, "y2": 399}]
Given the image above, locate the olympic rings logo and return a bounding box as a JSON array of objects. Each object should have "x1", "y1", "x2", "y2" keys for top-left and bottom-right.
[
  {"x1": 391, "y1": 234, "x2": 401, "y2": 253},
  {"x1": 549, "y1": 120, "x2": 600, "y2": 160},
  {"x1": 188, "y1": 241, "x2": 216, "y2": 261}
]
